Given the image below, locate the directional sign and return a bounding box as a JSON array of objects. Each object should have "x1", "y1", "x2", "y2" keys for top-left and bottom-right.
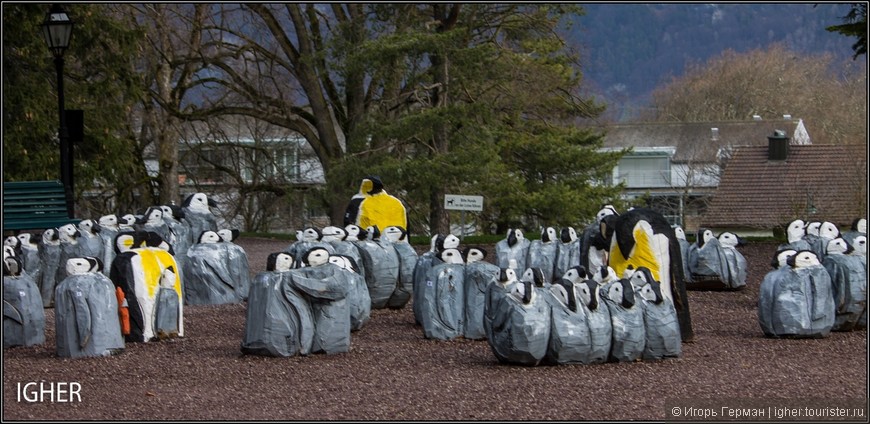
[{"x1": 444, "y1": 194, "x2": 483, "y2": 211}]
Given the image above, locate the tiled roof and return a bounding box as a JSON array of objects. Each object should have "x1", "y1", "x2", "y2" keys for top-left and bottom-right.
[
  {"x1": 599, "y1": 119, "x2": 806, "y2": 162},
  {"x1": 702, "y1": 143, "x2": 867, "y2": 229}
]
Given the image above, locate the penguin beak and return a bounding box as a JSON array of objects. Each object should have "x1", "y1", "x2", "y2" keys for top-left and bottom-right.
[{"x1": 207, "y1": 198, "x2": 218, "y2": 208}]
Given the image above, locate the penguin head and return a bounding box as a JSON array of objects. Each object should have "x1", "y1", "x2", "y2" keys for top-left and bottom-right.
[
  {"x1": 58, "y1": 223, "x2": 81, "y2": 243},
  {"x1": 595, "y1": 266, "x2": 617, "y2": 284},
  {"x1": 673, "y1": 226, "x2": 686, "y2": 241},
  {"x1": 852, "y1": 236, "x2": 866, "y2": 256},
  {"x1": 561, "y1": 265, "x2": 587, "y2": 284},
  {"x1": 696, "y1": 228, "x2": 713, "y2": 247},
  {"x1": 66, "y1": 257, "x2": 95, "y2": 276},
  {"x1": 436, "y1": 234, "x2": 460, "y2": 252},
  {"x1": 596, "y1": 205, "x2": 618, "y2": 222},
  {"x1": 787, "y1": 250, "x2": 820, "y2": 269},
  {"x1": 160, "y1": 205, "x2": 175, "y2": 221},
  {"x1": 365, "y1": 225, "x2": 381, "y2": 241},
  {"x1": 806, "y1": 221, "x2": 821, "y2": 237},
  {"x1": 506, "y1": 228, "x2": 524, "y2": 247},
  {"x1": 627, "y1": 266, "x2": 656, "y2": 292},
  {"x1": 321, "y1": 226, "x2": 347, "y2": 242},
  {"x1": 328, "y1": 254, "x2": 359, "y2": 273},
  {"x1": 786, "y1": 219, "x2": 806, "y2": 243},
  {"x1": 462, "y1": 247, "x2": 487, "y2": 264},
  {"x1": 826, "y1": 238, "x2": 853, "y2": 255},
  {"x1": 771, "y1": 249, "x2": 797, "y2": 269},
  {"x1": 344, "y1": 224, "x2": 362, "y2": 241},
  {"x1": 3, "y1": 255, "x2": 22, "y2": 277},
  {"x1": 3, "y1": 246, "x2": 16, "y2": 263},
  {"x1": 267, "y1": 252, "x2": 295, "y2": 272},
  {"x1": 638, "y1": 280, "x2": 664, "y2": 305},
  {"x1": 16, "y1": 233, "x2": 35, "y2": 248},
  {"x1": 217, "y1": 229, "x2": 240, "y2": 243},
  {"x1": 4, "y1": 235, "x2": 20, "y2": 249},
  {"x1": 383, "y1": 226, "x2": 407, "y2": 243},
  {"x1": 598, "y1": 215, "x2": 617, "y2": 246},
  {"x1": 198, "y1": 230, "x2": 222, "y2": 244},
  {"x1": 510, "y1": 280, "x2": 535, "y2": 305},
  {"x1": 183, "y1": 192, "x2": 217, "y2": 212},
  {"x1": 302, "y1": 247, "x2": 331, "y2": 267},
  {"x1": 852, "y1": 217, "x2": 867, "y2": 234},
  {"x1": 99, "y1": 214, "x2": 119, "y2": 229},
  {"x1": 522, "y1": 267, "x2": 546, "y2": 288},
  {"x1": 578, "y1": 279, "x2": 600, "y2": 311},
  {"x1": 439, "y1": 248, "x2": 464, "y2": 265},
  {"x1": 605, "y1": 279, "x2": 635, "y2": 308},
  {"x1": 541, "y1": 227, "x2": 557, "y2": 243},
  {"x1": 302, "y1": 227, "x2": 322, "y2": 242},
  {"x1": 497, "y1": 268, "x2": 518, "y2": 286},
  {"x1": 819, "y1": 221, "x2": 840, "y2": 240},
  {"x1": 144, "y1": 207, "x2": 164, "y2": 225},
  {"x1": 361, "y1": 175, "x2": 384, "y2": 195},
  {"x1": 78, "y1": 219, "x2": 101, "y2": 235},
  {"x1": 560, "y1": 227, "x2": 577, "y2": 243},
  {"x1": 42, "y1": 228, "x2": 60, "y2": 245},
  {"x1": 120, "y1": 214, "x2": 138, "y2": 228},
  {"x1": 114, "y1": 232, "x2": 139, "y2": 253},
  {"x1": 159, "y1": 266, "x2": 176, "y2": 288},
  {"x1": 717, "y1": 232, "x2": 744, "y2": 248},
  {"x1": 552, "y1": 279, "x2": 577, "y2": 312},
  {"x1": 142, "y1": 231, "x2": 173, "y2": 254}
]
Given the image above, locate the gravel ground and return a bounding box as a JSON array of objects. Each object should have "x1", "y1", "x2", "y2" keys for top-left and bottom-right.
[{"x1": 3, "y1": 238, "x2": 866, "y2": 421}]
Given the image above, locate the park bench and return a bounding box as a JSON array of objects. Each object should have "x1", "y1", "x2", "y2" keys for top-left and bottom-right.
[{"x1": 3, "y1": 180, "x2": 79, "y2": 233}]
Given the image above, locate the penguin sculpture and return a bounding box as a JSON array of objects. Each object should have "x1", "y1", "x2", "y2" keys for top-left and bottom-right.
[
  {"x1": 599, "y1": 207, "x2": 693, "y2": 342},
  {"x1": 419, "y1": 248, "x2": 466, "y2": 340},
  {"x1": 161, "y1": 205, "x2": 191, "y2": 273},
  {"x1": 717, "y1": 232, "x2": 748, "y2": 290},
  {"x1": 580, "y1": 205, "x2": 619, "y2": 280},
  {"x1": 673, "y1": 226, "x2": 692, "y2": 284},
  {"x1": 842, "y1": 218, "x2": 867, "y2": 247},
  {"x1": 183, "y1": 230, "x2": 242, "y2": 306},
  {"x1": 347, "y1": 176, "x2": 408, "y2": 232},
  {"x1": 15, "y1": 233, "x2": 42, "y2": 286},
  {"x1": 853, "y1": 235, "x2": 867, "y2": 257},
  {"x1": 757, "y1": 250, "x2": 835, "y2": 338},
  {"x1": 181, "y1": 192, "x2": 218, "y2": 246},
  {"x1": 329, "y1": 254, "x2": 372, "y2": 331},
  {"x1": 55, "y1": 257, "x2": 125, "y2": 358},
  {"x1": 383, "y1": 225, "x2": 417, "y2": 309},
  {"x1": 495, "y1": 228, "x2": 530, "y2": 273},
  {"x1": 241, "y1": 252, "x2": 315, "y2": 357},
  {"x1": 486, "y1": 277, "x2": 551, "y2": 366},
  {"x1": 119, "y1": 214, "x2": 138, "y2": 232},
  {"x1": 55, "y1": 223, "x2": 83, "y2": 290},
  {"x1": 802, "y1": 221, "x2": 824, "y2": 261},
  {"x1": 544, "y1": 278, "x2": 594, "y2": 365},
  {"x1": 526, "y1": 226, "x2": 559, "y2": 285},
  {"x1": 77, "y1": 219, "x2": 104, "y2": 261},
  {"x1": 138, "y1": 207, "x2": 173, "y2": 247},
  {"x1": 576, "y1": 279, "x2": 612, "y2": 364},
  {"x1": 483, "y1": 268, "x2": 519, "y2": 343},
  {"x1": 413, "y1": 234, "x2": 460, "y2": 325},
  {"x1": 553, "y1": 226, "x2": 581, "y2": 280},
  {"x1": 109, "y1": 231, "x2": 184, "y2": 342},
  {"x1": 601, "y1": 278, "x2": 645, "y2": 362},
  {"x1": 3, "y1": 255, "x2": 45, "y2": 348},
  {"x1": 687, "y1": 229, "x2": 733, "y2": 290},
  {"x1": 462, "y1": 247, "x2": 500, "y2": 340},
  {"x1": 325, "y1": 225, "x2": 368, "y2": 291},
  {"x1": 98, "y1": 214, "x2": 120, "y2": 275},
  {"x1": 290, "y1": 247, "x2": 352, "y2": 354},
  {"x1": 353, "y1": 225, "x2": 401, "y2": 309},
  {"x1": 286, "y1": 227, "x2": 335, "y2": 265},
  {"x1": 4, "y1": 236, "x2": 20, "y2": 256},
  {"x1": 38, "y1": 228, "x2": 62, "y2": 307},
  {"x1": 636, "y1": 278, "x2": 681, "y2": 360},
  {"x1": 809, "y1": 221, "x2": 841, "y2": 263},
  {"x1": 153, "y1": 266, "x2": 181, "y2": 339},
  {"x1": 757, "y1": 248, "x2": 797, "y2": 336},
  {"x1": 777, "y1": 219, "x2": 812, "y2": 253},
  {"x1": 216, "y1": 228, "x2": 252, "y2": 300},
  {"x1": 823, "y1": 238, "x2": 867, "y2": 331}
]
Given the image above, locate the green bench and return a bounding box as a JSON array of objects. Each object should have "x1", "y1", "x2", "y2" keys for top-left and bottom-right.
[{"x1": 3, "y1": 180, "x2": 79, "y2": 233}]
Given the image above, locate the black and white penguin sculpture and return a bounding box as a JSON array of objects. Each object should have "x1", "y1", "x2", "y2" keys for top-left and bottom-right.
[
  {"x1": 241, "y1": 252, "x2": 315, "y2": 357},
  {"x1": 161, "y1": 205, "x2": 191, "y2": 272},
  {"x1": 98, "y1": 214, "x2": 120, "y2": 275},
  {"x1": 383, "y1": 225, "x2": 417, "y2": 309},
  {"x1": 290, "y1": 247, "x2": 351, "y2": 354},
  {"x1": 777, "y1": 219, "x2": 812, "y2": 253},
  {"x1": 842, "y1": 218, "x2": 867, "y2": 247},
  {"x1": 544, "y1": 278, "x2": 594, "y2": 365},
  {"x1": 637, "y1": 278, "x2": 681, "y2": 360},
  {"x1": 38, "y1": 228, "x2": 62, "y2": 308},
  {"x1": 823, "y1": 238, "x2": 867, "y2": 331},
  {"x1": 419, "y1": 248, "x2": 466, "y2": 340},
  {"x1": 4, "y1": 255, "x2": 45, "y2": 348},
  {"x1": 717, "y1": 231, "x2": 748, "y2": 289},
  {"x1": 486, "y1": 276, "x2": 551, "y2": 366},
  {"x1": 15, "y1": 233, "x2": 42, "y2": 285},
  {"x1": 181, "y1": 192, "x2": 218, "y2": 247},
  {"x1": 483, "y1": 267, "x2": 519, "y2": 343},
  {"x1": 526, "y1": 226, "x2": 559, "y2": 285},
  {"x1": 77, "y1": 219, "x2": 104, "y2": 261},
  {"x1": 55, "y1": 223, "x2": 83, "y2": 290},
  {"x1": 153, "y1": 266, "x2": 181, "y2": 340},
  {"x1": 55, "y1": 257, "x2": 125, "y2": 358},
  {"x1": 757, "y1": 250, "x2": 835, "y2": 338},
  {"x1": 217, "y1": 228, "x2": 251, "y2": 300},
  {"x1": 329, "y1": 254, "x2": 371, "y2": 331},
  {"x1": 580, "y1": 205, "x2": 619, "y2": 280},
  {"x1": 673, "y1": 226, "x2": 692, "y2": 284},
  {"x1": 413, "y1": 234, "x2": 460, "y2": 324},
  {"x1": 576, "y1": 279, "x2": 612, "y2": 364},
  {"x1": 138, "y1": 207, "x2": 173, "y2": 247},
  {"x1": 353, "y1": 225, "x2": 401, "y2": 309},
  {"x1": 183, "y1": 230, "x2": 242, "y2": 306},
  {"x1": 495, "y1": 228, "x2": 530, "y2": 273},
  {"x1": 462, "y1": 247, "x2": 500, "y2": 340},
  {"x1": 601, "y1": 278, "x2": 645, "y2": 362},
  {"x1": 553, "y1": 226, "x2": 581, "y2": 280}
]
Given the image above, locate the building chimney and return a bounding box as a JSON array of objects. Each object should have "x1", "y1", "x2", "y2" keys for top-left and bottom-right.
[
  {"x1": 783, "y1": 114, "x2": 792, "y2": 120},
  {"x1": 710, "y1": 127, "x2": 719, "y2": 141},
  {"x1": 768, "y1": 129, "x2": 790, "y2": 161}
]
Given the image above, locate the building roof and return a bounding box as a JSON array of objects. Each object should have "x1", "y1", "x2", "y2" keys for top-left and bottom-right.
[
  {"x1": 600, "y1": 118, "x2": 809, "y2": 162},
  {"x1": 702, "y1": 143, "x2": 867, "y2": 230}
]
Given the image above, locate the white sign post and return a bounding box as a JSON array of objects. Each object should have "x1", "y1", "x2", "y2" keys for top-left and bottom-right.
[{"x1": 444, "y1": 194, "x2": 483, "y2": 239}]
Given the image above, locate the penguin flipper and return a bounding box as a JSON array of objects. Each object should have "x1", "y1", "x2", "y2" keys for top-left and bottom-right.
[
  {"x1": 3, "y1": 300, "x2": 23, "y2": 324},
  {"x1": 72, "y1": 291, "x2": 93, "y2": 348}
]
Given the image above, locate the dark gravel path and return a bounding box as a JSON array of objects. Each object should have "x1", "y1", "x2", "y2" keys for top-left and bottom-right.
[{"x1": 2, "y1": 238, "x2": 866, "y2": 421}]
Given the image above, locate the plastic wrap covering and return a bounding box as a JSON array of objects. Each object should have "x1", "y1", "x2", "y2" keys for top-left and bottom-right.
[
  {"x1": 419, "y1": 263, "x2": 466, "y2": 340},
  {"x1": 4, "y1": 272, "x2": 45, "y2": 348},
  {"x1": 463, "y1": 261, "x2": 500, "y2": 340},
  {"x1": 182, "y1": 212, "x2": 217, "y2": 247},
  {"x1": 601, "y1": 280, "x2": 645, "y2": 362},
  {"x1": 241, "y1": 271, "x2": 314, "y2": 357},
  {"x1": 720, "y1": 246, "x2": 748, "y2": 289},
  {"x1": 154, "y1": 285, "x2": 180, "y2": 340},
  {"x1": 329, "y1": 241, "x2": 367, "y2": 285},
  {"x1": 18, "y1": 239, "x2": 43, "y2": 284},
  {"x1": 224, "y1": 241, "x2": 252, "y2": 300},
  {"x1": 184, "y1": 243, "x2": 243, "y2": 306},
  {"x1": 412, "y1": 251, "x2": 440, "y2": 325},
  {"x1": 387, "y1": 241, "x2": 417, "y2": 309},
  {"x1": 39, "y1": 234, "x2": 61, "y2": 308},
  {"x1": 638, "y1": 283, "x2": 681, "y2": 360},
  {"x1": 543, "y1": 283, "x2": 593, "y2": 365},
  {"x1": 677, "y1": 238, "x2": 692, "y2": 283},
  {"x1": 526, "y1": 239, "x2": 557, "y2": 285},
  {"x1": 485, "y1": 282, "x2": 551, "y2": 366},
  {"x1": 823, "y1": 254, "x2": 867, "y2": 331},
  {"x1": 355, "y1": 239, "x2": 400, "y2": 309},
  {"x1": 495, "y1": 232, "x2": 530, "y2": 272},
  {"x1": 554, "y1": 238, "x2": 581, "y2": 280},
  {"x1": 99, "y1": 228, "x2": 119, "y2": 277},
  {"x1": 291, "y1": 265, "x2": 351, "y2": 354},
  {"x1": 341, "y1": 265, "x2": 371, "y2": 332},
  {"x1": 577, "y1": 280, "x2": 612, "y2": 365},
  {"x1": 757, "y1": 265, "x2": 834, "y2": 338},
  {"x1": 55, "y1": 273, "x2": 124, "y2": 358}
]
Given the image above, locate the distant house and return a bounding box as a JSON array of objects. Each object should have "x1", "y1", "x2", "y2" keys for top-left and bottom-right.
[
  {"x1": 702, "y1": 140, "x2": 867, "y2": 237},
  {"x1": 598, "y1": 117, "x2": 811, "y2": 230}
]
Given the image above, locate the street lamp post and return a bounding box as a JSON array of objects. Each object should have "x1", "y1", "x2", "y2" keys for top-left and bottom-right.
[{"x1": 42, "y1": 4, "x2": 75, "y2": 218}]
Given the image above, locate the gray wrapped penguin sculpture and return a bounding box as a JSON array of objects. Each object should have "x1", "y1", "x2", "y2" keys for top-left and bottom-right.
[
  {"x1": 758, "y1": 250, "x2": 835, "y2": 338},
  {"x1": 486, "y1": 278, "x2": 551, "y2": 366},
  {"x1": 4, "y1": 256, "x2": 46, "y2": 348},
  {"x1": 419, "y1": 248, "x2": 466, "y2": 340}
]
